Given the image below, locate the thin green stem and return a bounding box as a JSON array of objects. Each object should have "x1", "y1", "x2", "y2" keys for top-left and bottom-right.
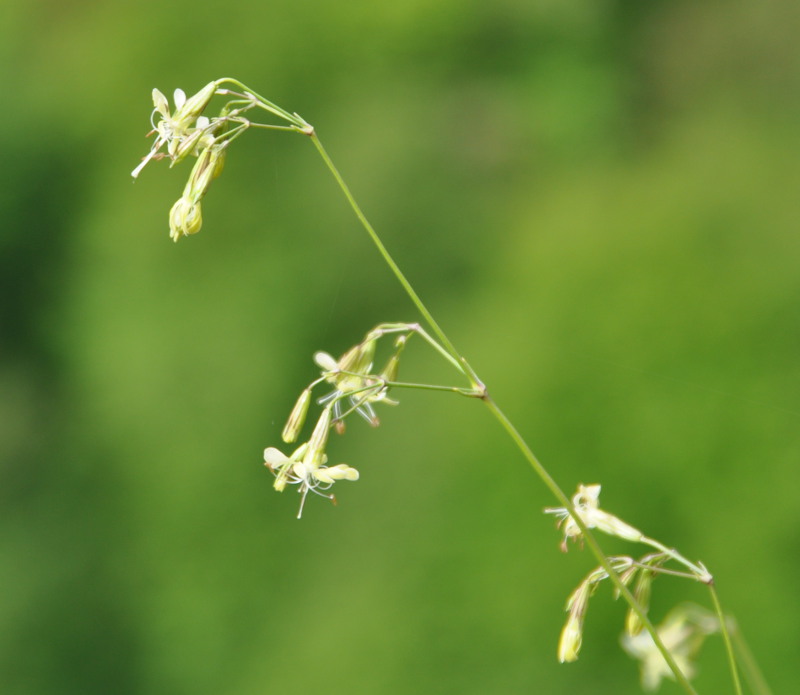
[
  {"x1": 728, "y1": 619, "x2": 773, "y2": 695},
  {"x1": 216, "y1": 78, "x2": 302, "y2": 126},
  {"x1": 384, "y1": 380, "x2": 480, "y2": 396},
  {"x1": 370, "y1": 322, "x2": 467, "y2": 376},
  {"x1": 640, "y1": 536, "x2": 712, "y2": 583},
  {"x1": 308, "y1": 133, "x2": 483, "y2": 390},
  {"x1": 709, "y1": 585, "x2": 743, "y2": 695},
  {"x1": 247, "y1": 123, "x2": 300, "y2": 133}
]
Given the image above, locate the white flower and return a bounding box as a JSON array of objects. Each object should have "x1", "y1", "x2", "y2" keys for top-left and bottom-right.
[
  {"x1": 545, "y1": 484, "x2": 643, "y2": 551},
  {"x1": 264, "y1": 444, "x2": 359, "y2": 519},
  {"x1": 621, "y1": 606, "x2": 717, "y2": 691},
  {"x1": 314, "y1": 345, "x2": 395, "y2": 428},
  {"x1": 131, "y1": 82, "x2": 219, "y2": 178}
]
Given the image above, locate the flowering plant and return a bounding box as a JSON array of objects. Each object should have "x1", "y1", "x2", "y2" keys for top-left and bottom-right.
[{"x1": 133, "y1": 80, "x2": 771, "y2": 694}]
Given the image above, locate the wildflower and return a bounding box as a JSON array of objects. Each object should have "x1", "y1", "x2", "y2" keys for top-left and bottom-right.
[
  {"x1": 132, "y1": 82, "x2": 219, "y2": 178},
  {"x1": 621, "y1": 606, "x2": 718, "y2": 691},
  {"x1": 264, "y1": 410, "x2": 359, "y2": 518},
  {"x1": 314, "y1": 339, "x2": 396, "y2": 428},
  {"x1": 544, "y1": 484, "x2": 643, "y2": 551}
]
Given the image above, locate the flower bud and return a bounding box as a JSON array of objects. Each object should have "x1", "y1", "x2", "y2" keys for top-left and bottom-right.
[
  {"x1": 169, "y1": 197, "x2": 202, "y2": 241},
  {"x1": 557, "y1": 612, "x2": 583, "y2": 663},
  {"x1": 379, "y1": 354, "x2": 400, "y2": 383},
  {"x1": 186, "y1": 146, "x2": 223, "y2": 202},
  {"x1": 282, "y1": 389, "x2": 311, "y2": 443},
  {"x1": 625, "y1": 569, "x2": 654, "y2": 637},
  {"x1": 172, "y1": 81, "x2": 218, "y2": 129},
  {"x1": 558, "y1": 581, "x2": 590, "y2": 663},
  {"x1": 305, "y1": 408, "x2": 332, "y2": 467}
]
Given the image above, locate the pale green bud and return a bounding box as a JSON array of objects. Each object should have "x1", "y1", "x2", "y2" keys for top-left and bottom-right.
[
  {"x1": 305, "y1": 408, "x2": 332, "y2": 467},
  {"x1": 186, "y1": 146, "x2": 224, "y2": 203},
  {"x1": 355, "y1": 338, "x2": 376, "y2": 374},
  {"x1": 169, "y1": 196, "x2": 202, "y2": 241},
  {"x1": 337, "y1": 344, "x2": 363, "y2": 374},
  {"x1": 557, "y1": 612, "x2": 583, "y2": 663},
  {"x1": 558, "y1": 581, "x2": 591, "y2": 663},
  {"x1": 282, "y1": 389, "x2": 311, "y2": 443},
  {"x1": 172, "y1": 81, "x2": 218, "y2": 130},
  {"x1": 169, "y1": 119, "x2": 219, "y2": 164},
  {"x1": 625, "y1": 569, "x2": 654, "y2": 637},
  {"x1": 379, "y1": 353, "x2": 400, "y2": 384},
  {"x1": 338, "y1": 337, "x2": 376, "y2": 375}
]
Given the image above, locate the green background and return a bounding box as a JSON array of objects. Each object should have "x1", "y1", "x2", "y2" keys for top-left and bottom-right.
[{"x1": 2, "y1": 1, "x2": 798, "y2": 693}]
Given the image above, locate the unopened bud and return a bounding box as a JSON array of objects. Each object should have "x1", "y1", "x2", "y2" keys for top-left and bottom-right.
[
  {"x1": 625, "y1": 569, "x2": 654, "y2": 637},
  {"x1": 557, "y1": 612, "x2": 583, "y2": 663},
  {"x1": 558, "y1": 581, "x2": 591, "y2": 663},
  {"x1": 186, "y1": 146, "x2": 224, "y2": 202},
  {"x1": 173, "y1": 81, "x2": 218, "y2": 128},
  {"x1": 380, "y1": 354, "x2": 400, "y2": 383},
  {"x1": 305, "y1": 408, "x2": 332, "y2": 467},
  {"x1": 169, "y1": 197, "x2": 202, "y2": 241},
  {"x1": 282, "y1": 389, "x2": 311, "y2": 443},
  {"x1": 337, "y1": 344, "x2": 362, "y2": 374},
  {"x1": 355, "y1": 338, "x2": 376, "y2": 374}
]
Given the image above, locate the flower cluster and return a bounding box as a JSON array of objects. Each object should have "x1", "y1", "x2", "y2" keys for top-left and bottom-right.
[
  {"x1": 546, "y1": 484, "x2": 719, "y2": 690},
  {"x1": 313, "y1": 332, "x2": 401, "y2": 431},
  {"x1": 265, "y1": 325, "x2": 414, "y2": 517},
  {"x1": 132, "y1": 79, "x2": 310, "y2": 242},
  {"x1": 132, "y1": 83, "x2": 235, "y2": 241}
]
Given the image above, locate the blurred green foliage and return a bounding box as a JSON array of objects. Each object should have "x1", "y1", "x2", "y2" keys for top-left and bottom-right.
[{"x1": 1, "y1": 1, "x2": 798, "y2": 693}]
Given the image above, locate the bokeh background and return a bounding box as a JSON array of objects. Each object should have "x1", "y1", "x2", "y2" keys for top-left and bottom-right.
[{"x1": 2, "y1": 1, "x2": 798, "y2": 693}]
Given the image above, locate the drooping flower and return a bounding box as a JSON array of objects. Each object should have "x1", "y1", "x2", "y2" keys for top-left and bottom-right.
[
  {"x1": 314, "y1": 338, "x2": 396, "y2": 428},
  {"x1": 264, "y1": 413, "x2": 359, "y2": 518},
  {"x1": 544, "y1": 484, "x2": 643, "y2": 551},
  {"x1": 131, "y1": 82, "x2": 219, "y2": 178},
  {"x1": 621, "y1": 606, "x2": 718, "y2": 691}
]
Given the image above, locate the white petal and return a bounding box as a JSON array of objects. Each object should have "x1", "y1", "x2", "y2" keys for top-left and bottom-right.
[
  {"x1": 152, "y1": 88, "x2": 169, "y2": 116},
  {"x1": 314, "y1": 351, "x2": 339, "y2": 371},
  {"x1": 173, "y1": 88, "x2": 187, "y2": 110},
  {"x1": 264, "y1": 447, "x2": 289, "y2": 467}
]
